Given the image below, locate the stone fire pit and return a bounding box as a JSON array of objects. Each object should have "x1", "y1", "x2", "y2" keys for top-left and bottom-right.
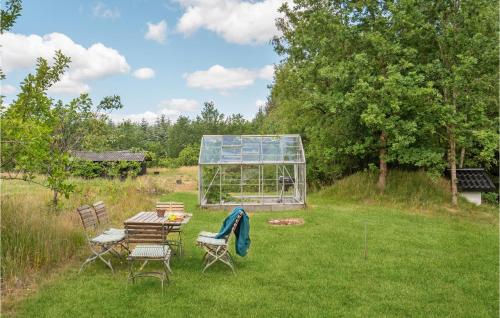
[{"x1": 267, "y1": 218, "x2": 304, "y2": 226}]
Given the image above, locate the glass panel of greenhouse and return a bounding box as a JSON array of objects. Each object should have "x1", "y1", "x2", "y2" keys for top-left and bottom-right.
[{"x1": 198, "y1": 135, "x2": 306, "y2": 210}]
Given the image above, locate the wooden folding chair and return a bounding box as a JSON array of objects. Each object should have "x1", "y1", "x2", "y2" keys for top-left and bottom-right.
[
  {"x1": 196, "y1": 211, "x2": 244, "y2": 273},
  {"x1": 76, "y1": 205, "x2": 125, "y2": 274},
  {"x1": 156, "y1": 202, "x2": 185, "y2": 255},
  {"x1": 126, "y1": 222, "x2": 172, "y2": 289},
  {"x1": 92, "y1": 201, "x2": 128, "y2": 252}
]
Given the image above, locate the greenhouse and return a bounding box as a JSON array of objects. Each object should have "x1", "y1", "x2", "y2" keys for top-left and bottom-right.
[{"x1": 198, "y1": 135, "x2": 306, "y2": 211}]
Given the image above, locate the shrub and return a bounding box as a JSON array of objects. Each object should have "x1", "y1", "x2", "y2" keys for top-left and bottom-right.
[
  {"x1": 176, "y1": 144, "x2": 199, "y2": 166},
  {"x1": 483, "y1": 191, "x2": 499, "y2": 204},
  {"x1": 70, "y1": 160, "x2": 142, "y2": 179},
  {"x1": 70, "y1": 159, "x2": 105, "y2": 178},
  {"x1": 158, "y1": 157, "x2": 181, "y2": 169}
]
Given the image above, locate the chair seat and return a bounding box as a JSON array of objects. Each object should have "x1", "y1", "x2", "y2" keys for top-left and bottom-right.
[
  {"x1": 129, "y1": 245, "x2": 171, "y2": 260},
  {"x1": 104, "y1": 228, "x2": 125, "y2": 236},
  {"x1": 197, "y1": 236, "x2": 226, "y2": 246},
  {"x1": 91, "y1": 232, "x2": 125, "y2": 244},
  {"x1": 198, "y1": 231, "x2": 218, "y2": 238}
]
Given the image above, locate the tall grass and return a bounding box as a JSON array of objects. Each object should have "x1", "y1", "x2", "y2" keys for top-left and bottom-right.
[
  {"x1": 320, "y1": 169, "x2": 496, "y2": 213},
  {"x1": 1, "y1": 191, "x2": 84, "y2": 281},
  {"x1": 0, "y1": 170, "x2": 192, "y2": 287}
]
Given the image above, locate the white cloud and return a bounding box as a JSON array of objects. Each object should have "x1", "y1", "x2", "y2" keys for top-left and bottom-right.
[
  {"x1": 0, "y1": 32, "x2": 130, "y2": 95},
  {"x1": 184, "y1": 64, "x2": 274, "y2": 92},
  {"x1": 158, "y1": 98, "x2": 199, "y2": 111},
  {"x1": 112, "y1": 98, "x2": 199, "y2": 123},
  {"x1": 92, "y1": 2, "x2": 120, "y2": 19},
  {"x1": 258, "y1": 64, "x2": 274, "y2": 80},
  {"x1": 145, "y1": 20, "x2": 167, "y2": 44},
  {"x1": 0, "y1": 84, "x2": 17, "y2": 95},
  {"x1": 176, "y1": 0, "x2": 289, "y2": 45},
  {"x1": 133, "y1": 67, "x2": 155, "y2": 79}
]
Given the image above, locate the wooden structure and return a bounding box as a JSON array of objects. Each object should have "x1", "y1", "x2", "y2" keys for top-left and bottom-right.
[
  {"x1": 72, "y1": 151, "x2": 148, "y2": 175},
  {"x1": 453, "y1": 168, "x2": 496, "y2": 205}
]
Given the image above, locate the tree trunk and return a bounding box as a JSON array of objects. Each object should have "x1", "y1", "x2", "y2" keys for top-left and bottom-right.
[
  {"x1": 52, "y1": 190, "x2": 59, "y2": 206},
  {"x1": 459, "y1": 147, "x2": 465, "y2": 168},
  {"x1": 449, "y1": 132, "x2": 458, "y2": 206},
  {"x1": 377, "y1": 131, "x2": 388, "y2": 192}
]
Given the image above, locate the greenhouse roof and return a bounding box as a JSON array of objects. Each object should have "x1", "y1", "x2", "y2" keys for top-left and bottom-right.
[{"x1": 199, "y1": 135, "x2": 306, "y2": 164}]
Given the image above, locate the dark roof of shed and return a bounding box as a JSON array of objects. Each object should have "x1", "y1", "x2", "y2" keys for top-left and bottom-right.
[
  {"x1": 453, "y1": 168, "x2": 496, "y2": 192},
  {"x1": 72, "y1": 151, "x2": 145, "y2": 162}
]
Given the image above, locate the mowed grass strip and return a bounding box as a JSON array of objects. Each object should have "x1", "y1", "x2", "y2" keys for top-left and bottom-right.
[{"x1": 12, "y1": 192, "x2": 498, "y2": 318}]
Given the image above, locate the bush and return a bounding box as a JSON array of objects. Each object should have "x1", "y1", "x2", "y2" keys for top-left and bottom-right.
[
  {"x1": 483, "y1": 191, "x2": 499, "y2": 204},
  {"x1": 70, "y1": 159, "x2": 142, "y2": 179},
  {"x1": 70, "y1": 159, "x2": 105, "y2": 178},
  {"x1": 158, "y1": 157, "x2": 180, "y2": 169},
  {"x1": 176, "y1": 144, "x2": 199, "y2": 166},
  {"x1": 105, "y1": 161, "x2": 141, "y2": 178}
]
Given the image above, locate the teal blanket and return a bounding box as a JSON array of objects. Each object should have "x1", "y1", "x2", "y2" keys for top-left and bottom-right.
[{"x1": 215, "y1": 207, "x2": 251, "y2": 256}]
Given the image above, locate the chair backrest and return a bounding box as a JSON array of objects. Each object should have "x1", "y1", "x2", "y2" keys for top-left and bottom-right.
[
  {"x1": 125, "y1": 223, "x2": 168, "y2": 245},
  {"x1": 223, "y1": 211, "x2": 244, "y2": 243},
  {"x1": 156, "y1": 202, "x2": 184, "y2": 214},
  {"x1": 92, "y1": 201, "x2": 109, "y2": 226},
  {"x1": 77, "y1": 205, "x2": 98, "y2": 232}
]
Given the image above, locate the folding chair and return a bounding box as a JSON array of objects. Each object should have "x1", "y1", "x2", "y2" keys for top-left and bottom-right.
[
  {"x1": 156, "y1": 202, "x2": 185, "y2": 255},
  {"x1": 76, "y1": 205, "x2": 126, "y2": 274},
  {"x1": 92, "y1": 201, "x2": 128, "y2": 252},
  {"x1": 126, "y1": 222, "x2": 172, "y2": 289},
  {"x1": 196, "y1": 211, "x2": 244, "y2": 273}
]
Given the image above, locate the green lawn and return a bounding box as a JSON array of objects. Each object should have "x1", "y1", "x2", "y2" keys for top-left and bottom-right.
[{"x1": 12, "y1": 192, "x2": 499, "y2": 318}]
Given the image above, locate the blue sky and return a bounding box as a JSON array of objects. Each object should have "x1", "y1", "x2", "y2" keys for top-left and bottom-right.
[{"x1": 1, "y1": 0, "x2": 285, "y2": 121}]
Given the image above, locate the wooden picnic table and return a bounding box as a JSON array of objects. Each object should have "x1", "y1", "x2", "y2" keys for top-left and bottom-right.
[
  {"x1": 124, "y1": 212, "x2": 192, "y2": 244},
  {"x1": 124, "y1": 211, "x2": 192, "y2": 227}
]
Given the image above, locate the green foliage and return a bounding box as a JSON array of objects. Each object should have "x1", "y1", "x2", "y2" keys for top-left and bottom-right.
[
  {"x1": 69, "y1": 159, "x2": 105, "y2": 179},
  {"x1": 176, "y1": 144, "x2": 200, "y2": 166},
  {"x1": 0, "y1": 0, "x2": 22, "y2": 34},
  {"x1": 1, "y1": 51, "x2": 123, "y2": 204},
  {"x1": 267, "y1": 0, "x2": 498, "y2": 190},
  {"x1": 322, "y1": 169, "x2": 452, "y2": 208},
  {"x1": 105, "y1": 161, "x2": 142, "y2": 178},
  {"x1": 482, "y1": 192, "x2": 499, "y2": 205},
  {"x1": 158, "y1": 157, "x2": 181, "y2": 169}
]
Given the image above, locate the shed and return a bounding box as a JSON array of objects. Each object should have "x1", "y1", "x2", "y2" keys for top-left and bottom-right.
[
  {"x1": 72, "y1": 151, "x2": 147, "y2": 175},
  {"x1": 454, "y1": 168, "x2": 495, "y2": 205},
  {"x1": 198, "y1": 135, "x2": 306, "y2": 211}
]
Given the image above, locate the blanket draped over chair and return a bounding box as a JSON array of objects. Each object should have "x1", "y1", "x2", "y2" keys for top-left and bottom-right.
[{"x1": 214, "y1": 207, "x2": 251, "y2": 257}]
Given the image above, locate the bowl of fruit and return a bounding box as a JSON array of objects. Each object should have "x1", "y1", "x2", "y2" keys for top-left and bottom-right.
[{"x1": 167, "y1": 214, "x2": 183, "y2": 222}]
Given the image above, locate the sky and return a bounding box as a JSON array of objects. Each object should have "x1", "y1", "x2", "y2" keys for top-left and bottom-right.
[{"x1": 0, "y1": 0, "x2": 287, "y2": 122}]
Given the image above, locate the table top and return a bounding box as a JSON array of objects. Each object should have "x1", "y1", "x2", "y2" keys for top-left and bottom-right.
[{"x1": 124, "y1": 211, "x2": 192, "y2": 226}]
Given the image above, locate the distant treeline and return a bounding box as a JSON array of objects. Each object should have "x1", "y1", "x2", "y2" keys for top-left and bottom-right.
[{"x1": 96, "y1": 102, "x2": 267, "y2": 167}]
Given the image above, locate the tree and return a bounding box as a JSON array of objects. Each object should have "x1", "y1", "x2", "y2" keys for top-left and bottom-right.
[
  {"x1": 425, "y1": 0, "x2": 498, "y2": 205},
  {"x1": 272, "y1": 0, "x2": 443, "y2": 190},
  {"x1": 269, "y1": 0, "x2": 498, "y2": 199},
  {"x1": 1, "y1": 52, "x2": 124, "y2": 205},
  {"x1": 0, "y1": 0, "x2": 22, "y2": 82},
  {"x1": 0, "y1": 0, "x2": 22, "y2": 33}
]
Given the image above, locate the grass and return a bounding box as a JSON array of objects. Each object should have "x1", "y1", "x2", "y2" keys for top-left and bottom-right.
[{"x1": 1, "y1": 168, "x2": 498, "y2": 317}]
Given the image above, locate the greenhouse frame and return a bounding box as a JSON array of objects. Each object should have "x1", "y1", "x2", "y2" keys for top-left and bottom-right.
[{"x1": 198, "y1": 135, "x2": 306, "y2": 211}]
